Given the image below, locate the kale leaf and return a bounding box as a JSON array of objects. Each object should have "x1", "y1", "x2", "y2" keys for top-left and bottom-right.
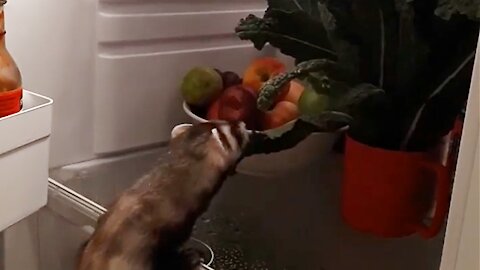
[{"x1": 237, "y1": 0, "x2": 479, "y2": 151}]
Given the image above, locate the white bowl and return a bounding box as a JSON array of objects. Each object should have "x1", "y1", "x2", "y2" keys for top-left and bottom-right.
[{"x1": 182, "y1": 102, "x2": 342, "y2": 177}]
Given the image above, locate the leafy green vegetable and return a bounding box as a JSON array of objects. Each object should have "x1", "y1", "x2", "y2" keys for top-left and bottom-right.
[
  {"x1": 300, "y1": 111, "x2": 352, "y2": 131},
  {"x1": 328, "y1": 0, "x2": 393, "y2": 88},
  {"x1": 331, "y1": 83, "x2": 385, "y2": 115},
  {"x1": 236, "y1": 9, "x2": 336, "y2": 62},
  {"x1": 435, "y1": 0, "x2": 480, "y2": 20},
  {"x1": 267, "y1": 0, "x2": 321, "y2": 14},
  {"x1": 401, "y1": 50, "x2": 476, "y2": 149},
  {"x1": 242, "y1": 120, "x2": 320, "y2": 156},
  {"x1": 256, "y1": 59, "x2": 356, "y2": 110},
  {"x1": 237, "y1": 0, "x2": 479, "y2": 152}
]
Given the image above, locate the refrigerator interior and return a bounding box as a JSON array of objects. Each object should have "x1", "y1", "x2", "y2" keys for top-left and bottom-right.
[
  {"x1": 1, "y1": 0, "x2": 478, "y2": 270},
  {"x1": 24, "y1": 147, "x2": 443, "y2": 270}
]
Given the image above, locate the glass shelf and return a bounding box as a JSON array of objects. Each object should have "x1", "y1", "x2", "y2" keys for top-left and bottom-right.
[{"x1": 43, "y1": 145, "x2": 446, "y2": 270}]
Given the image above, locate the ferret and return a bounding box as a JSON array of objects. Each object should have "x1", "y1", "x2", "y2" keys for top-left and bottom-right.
[{"x1": 77, "y1": 121, "x2": 250, "y2": 270}]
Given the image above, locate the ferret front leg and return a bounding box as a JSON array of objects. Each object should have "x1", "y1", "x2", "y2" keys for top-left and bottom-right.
[{"x1": 177, "y1": 247, "x2": 205, "y2": 270}]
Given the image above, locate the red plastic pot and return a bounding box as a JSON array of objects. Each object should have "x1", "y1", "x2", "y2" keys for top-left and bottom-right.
[
  {"x1": 0, "y1": 87, "x2": 22, "y2": 117},
  {"x1": 341, "y1": 136, "x2": 450, "y2": 239}
]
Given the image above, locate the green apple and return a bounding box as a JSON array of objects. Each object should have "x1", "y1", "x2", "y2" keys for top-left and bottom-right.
[
  {"x1": 298, "y1": 87, "x2": 330, "y2": 117},
  {"x1": 181, "y1": 67, "x2": 223, "y2": 106}
]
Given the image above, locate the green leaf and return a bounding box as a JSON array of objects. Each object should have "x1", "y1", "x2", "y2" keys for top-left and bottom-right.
[
  {"x1": 395, "y1": 0, "x2": 415, "y2": 7},
  {"x1": 300, "y1": 111, "x2": 352, "y2": 131},
  {"x1": 299, "y1": 83, "x2": 386, "y2": 131},
  {"x1": 302, "y1": 72, "x2": 351, "y2": 97},
  {"x1": 242, "y1": 120, "x2": 319, "y2": 156},
  {"x1": 346, "y1": 88, "x2": 398, "y2": 149},
  {"x1": 264, "y1": 120, "x2": 298, "y2": 139},
  {"x1": 331, "y1": 83, "x2": 386, "y2": 114},
  {"x1": 326, "y1": 0, "x2": 398, "y2": 89},
  {"x1": 400, "y1": 50, "x2": 476, "y2": 149},
  {"x1": 316, "y1": 2, "x2": 362, "y2": 78},
  {"x1": 317, "y1": 1, "x2": 337, "y2": 31},
  {"x1": 256, "y1": 59, "x2": 356, "y2": 111},
  {"x1": 395, "y1": 2, "x2": 479, "y2": 150},
  {"x1": 267, "y1": 0, "x2": 322, "y2": 15},
  {"x1": 235, "y1": 9, "x2": 337, "y2": 62},
  {"x1": 394, "y1": 1, "x2": 430, "y2": 93},
  {"x1": 435, "y1": 0, "x2": 480, "y2": 20},
  {"x1": 239, "y1": 0, "x2": 478, "y2": 151}
]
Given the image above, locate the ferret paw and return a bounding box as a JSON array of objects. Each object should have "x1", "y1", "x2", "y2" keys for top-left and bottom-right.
[{"x1": 178, "y1": 248, "x2": 205, "y2": 270}]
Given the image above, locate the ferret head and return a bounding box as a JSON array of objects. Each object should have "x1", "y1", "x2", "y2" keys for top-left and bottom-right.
[{"x1": 170, "y1": 121, "x2": 249, "y2": 170}]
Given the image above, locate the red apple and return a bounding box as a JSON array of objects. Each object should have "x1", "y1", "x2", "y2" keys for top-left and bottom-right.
[
  {"x1": 221, "y1": 71, "x2": 242, "y2": 89},
  {"x1": 207, "y1": 98, "x2": 221, "y2": 120},
  {"x1": 218, "y1": 85, "x2": 258, "y2": 129},
  {"x1": 213, "y1": 69, "x2": 242, "y2": 89}
]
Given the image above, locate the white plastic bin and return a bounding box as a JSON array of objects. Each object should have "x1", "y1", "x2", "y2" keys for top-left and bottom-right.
[{"x1": 0, "y1": 90, "x2": 53, "y2": 231}]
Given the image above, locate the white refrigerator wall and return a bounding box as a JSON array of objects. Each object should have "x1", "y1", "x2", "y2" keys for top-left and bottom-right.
[{"x1": 5, "y1": 0, "x2": 277, "y2": 167}]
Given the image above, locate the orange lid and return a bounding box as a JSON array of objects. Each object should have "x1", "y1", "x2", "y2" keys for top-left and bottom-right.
[{"x1": 0, "y1": 88, "x2": 22, "y2": 118}]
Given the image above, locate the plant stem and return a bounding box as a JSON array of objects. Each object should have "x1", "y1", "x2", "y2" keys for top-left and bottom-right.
[
  {"x1": 379, "y1": 9, "x2": 385, "y2": 88},
  {"x1": 292, "y1": 0, "x2": 304, "y2": 11},
  {"x1": 400, "y1": 50, "x2": 475, "y2": 150}
]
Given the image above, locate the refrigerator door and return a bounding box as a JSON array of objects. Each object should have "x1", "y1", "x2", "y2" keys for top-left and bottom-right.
[{"x1": 440, "y1": 34, "x2": 479, "y2": 270}]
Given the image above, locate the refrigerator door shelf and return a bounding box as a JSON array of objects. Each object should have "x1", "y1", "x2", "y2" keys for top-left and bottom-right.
[{"x1": 0, "y1": 90, "x2": 53, "y2": 232}]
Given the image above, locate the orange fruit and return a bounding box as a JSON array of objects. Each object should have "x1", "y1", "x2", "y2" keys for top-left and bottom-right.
[
  {"x1": 281, "y1": 80, "x2": 305, "y2": 104},
  {"x1": 243, "y1": 57, "x2": 286, "y2": 94},
  {"x1": 261, "y1": 101, "x2": 299, "y2": 130}
]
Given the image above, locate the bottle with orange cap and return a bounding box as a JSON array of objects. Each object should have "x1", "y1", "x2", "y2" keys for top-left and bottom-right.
[{"x1": 0, "y1": 0, "x2": 22, "y2": 118}]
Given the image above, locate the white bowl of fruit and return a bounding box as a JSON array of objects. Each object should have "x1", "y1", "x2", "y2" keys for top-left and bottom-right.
[{"x1": 180, "y1": 57, "x2": 341, "y2": 177}]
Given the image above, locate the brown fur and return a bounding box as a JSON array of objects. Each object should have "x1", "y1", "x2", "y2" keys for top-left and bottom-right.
[{"x1": 77, "y1": 122, "x2": 247, "y2": 270}]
